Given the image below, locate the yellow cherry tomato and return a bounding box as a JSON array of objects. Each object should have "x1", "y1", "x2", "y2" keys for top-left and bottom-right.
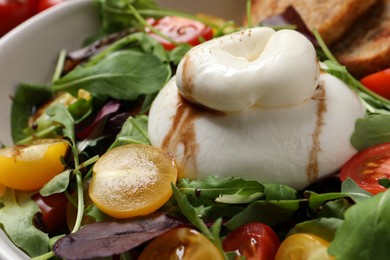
[
  {"x1": 89, "y1": 144, "x2": 178, "y2": 218},
  {"x1": 139, "y1": 228, "x2": 224, "y2": 260},
  {"x1": 0, "y1": 139, "x2": 69, "y2": 191},
  {"x1": 275, "y1": 233, "x2": 335, "y2": 260}
]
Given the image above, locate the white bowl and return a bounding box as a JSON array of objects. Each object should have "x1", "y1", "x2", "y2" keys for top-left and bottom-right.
[{"x1": 0, "y1": 0, "x2": 243, "y2": 258}]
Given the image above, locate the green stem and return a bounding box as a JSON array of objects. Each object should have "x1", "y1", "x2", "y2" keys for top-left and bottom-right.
[
  {"x1": 313, "y1": 29, "x2": 390, "y2": 108},
  {"x1": 71, "y1": 171, "x2": 84, "y2": 233},
  {"x1": 52, "y1": 49, "x2": 67, "y2": 83},
  {"x1": 128, "y1": 4, "x2": 178, "y2": 46},
  {"x1": 246, "y1": 0, "x2": 252, "y2": 27},
  {"x1": 30, "y1": 251, "x2": 55, "y2": 260},
  {"x1": 16, "y1": 125, "x2": 60, "y2": 145}
]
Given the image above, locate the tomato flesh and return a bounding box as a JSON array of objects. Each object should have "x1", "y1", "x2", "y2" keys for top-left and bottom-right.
[
  {"x1": 361, "y1": 68, "x2": 390, "y2": 99},
  {"x1": 340, "y1": 142, "x2": 390, "y2": 194},
  {"x1": 89, "y1": 144, "x2": 178, "y2": 218},
  {"x1": 147, "y1": 16, "x2": 213, "y2": 50},
  {"x1": 223, "y1": 222, "x2": 280, "y2": 260},
  {"x1": 0, "y1": 139, "x2": 69, "y2": 190}
]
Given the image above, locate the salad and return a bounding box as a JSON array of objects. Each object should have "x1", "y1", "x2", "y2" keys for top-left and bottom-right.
[{"x1": 1, "y1": 0, "x2": 390, "y2": 259}]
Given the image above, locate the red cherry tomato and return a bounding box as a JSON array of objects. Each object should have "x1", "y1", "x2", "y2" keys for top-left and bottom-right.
[
  {"x1": 223, "y1": 222, "x2": 280, "y2": 260},
  {"x1": 339, "y1": 142, "x2": 390, "y2": 194},
  {"x1": 32, "y1": 192, "x2": 68, "y2": 233},
  {"x1": 37, "y1": 0, "x2": 63, "y2": 12},
  {"x1": 0, "y1": 0, "x2": 38, "y2": 36},
  {"x1": 361, "y1": 68, "x2": 390, "y2": 99},
  {"x1": 147, "y1": 16, "x2": 213, "y2": 50}
]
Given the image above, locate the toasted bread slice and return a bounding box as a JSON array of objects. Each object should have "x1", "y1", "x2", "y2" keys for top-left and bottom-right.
[
  {"x1": 250, "y1": 0, "x2": 377, "y2": 45},
  {"x1": 332, "y1": 0, "x2": 390, "y2": 78}
]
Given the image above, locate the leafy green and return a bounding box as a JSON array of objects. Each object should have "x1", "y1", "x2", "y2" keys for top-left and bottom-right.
[
  {"x1": 11, "y1": 83, "x2": 52, "y2": 142},
  {"x1": 351, "y1": 114, "x2": 390, "y2": 151},
  {"x1": 177, "y1": 176, "x2": 265, "y2": 206},
  {"x1": 263, "y1": 183, "x2": 298, "y2": 200},
  {"x1": 109, "y1": 115, "x2": 150, "y2": 149},
  {"x1": 225, "y1": 199, "x2": 302, "y2": 230},
  {"x1": 340, "y1": 178, "x2": 372, "y2": 202},
  {"x1": 171, "y1": 184, "x2": 227, "y2": 259},
  {"x1": 315, "y1": 199, "x2": 352, "y2": 219},
  {"x1": 39, "y1": 170, "x2": 71, "y2": 196},
  {"x1": 0, "y1": 189, "x2": 49, "y2": 257},
  {"x1": 53, "y1": 50, "x2": 170, "y2": 102},
  {"x1": 328, "y1": 189, "x2": 390, "y2": 259}
]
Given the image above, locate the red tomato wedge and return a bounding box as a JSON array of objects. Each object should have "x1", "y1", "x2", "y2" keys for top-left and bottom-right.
[
  {"x1": 0, "y1": 0, "x2": 37, "y2": 36},
  {"x1": 37, "y1": 0, "x2": 63, "y2": 12},
  {"x1": 339, "y1": 142, "x2": 390, "y2": 194},
  {"x1": 360, "y1": 68, "x2": 390, "y2": 99},
  {"x1": 147, "y1": 16, "x2": 213, "y2": 50},
  {"x1": 223, "y1": 222, "x2": 280, "y2": 260}
]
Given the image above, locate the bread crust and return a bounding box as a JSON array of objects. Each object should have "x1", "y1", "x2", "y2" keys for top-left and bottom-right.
[
  {"x1": 250, "y1": 0, "x2": 377, "y2": 45},
  {"x1": 332, "y1": 0, "x2": 390, "y2": 78}
]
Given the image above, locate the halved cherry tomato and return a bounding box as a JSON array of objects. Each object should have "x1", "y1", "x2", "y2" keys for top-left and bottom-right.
[
  {"x1": 37, "y1": 0, "x2": 63, "y2": 12},
  {"x1": 89, "y1": 144, "x2": 178, "y2": 218},
  {"x1": 139, "y1": 228, "x2": 224, "y2": 260},
  {"x1": 0, "y1": 139, "x2": 69, "y2": 190},
  {"x1": 361, "y1": 68, "x2": 390, "y2": 99},
  {"x1": 0, "y1": 0, "x2": 38, "y2": 36},
  {"x1": 32, "y1": 192, "x2": 68, "y2": 234},
  {"x1": 147, "y1": 16, "x2": 213, "y2": 50},
  {"x1": 339, "y1": 142, "x2": 390, "y2": 195},
  {"x1": 223, "y1": 222, "x2": 280, "y2": 260},
  {"x1": 275, "y1": 233, "x2": 334, "y2": 260}
]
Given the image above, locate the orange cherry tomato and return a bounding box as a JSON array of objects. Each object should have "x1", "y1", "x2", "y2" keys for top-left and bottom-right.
[
  {"x1": 139, "y1": 228, "x2": 224, "y2": 260},
  {"x1": 89, "y1": 144, "x2": 178, "y2": 218},
  {"x1": 275, "y1": 233, "x2": 334, "y2": 260},
  {"x1": 339, "y1": 142, "x2": 390, "y2": 194},
  {"x1": 0, "y1": 139, "x2": 69, "y2": 190},
  {"x1": 223, "y1": 222, "x2": 280, "y2": 260},
  {"x1": 361, "y1": 68, "x2": 390, "y2": 99},
  {"x1": 147, "y1": 16, "x2": 213, "y2": 50}
]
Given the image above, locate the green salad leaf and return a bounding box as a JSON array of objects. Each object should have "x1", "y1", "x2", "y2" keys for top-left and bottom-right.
[
  {"x1": 0, "y1": 190, "x2": 49, "y2": 257},
  {"x1": 328, "y1": 189, "x2": 390, "y2": 259},
  {"x1": 53, "y1": 50, "x2": 170, "y2": 101}
]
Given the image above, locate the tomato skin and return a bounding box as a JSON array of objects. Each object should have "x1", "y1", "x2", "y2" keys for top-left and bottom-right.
[
  {"x1": 139, "y1": 228, "x2": 224, "y2": 260},
  {"x1": 223, "y1": 222, "x2": 280, "y2": 260},
  {"x1": 147, "y1": 16, "x2": 213, "y2": 50},
  {"x1": 275, "y1": 233, "x2": 334, "y2": 260},
  {"x1": 0, "y1": 0, "x2": 38, "y2": 36},
  {"x1": 339, "y1": 142, "x2": 390, "y2": 194},
  {"x1": 361, "y1": 68, "x2": 390, "y2": 99},
  {"x1": 37, "y1": 0, "x2": 63, "y2": 12},
  {"x1": 32, "y1": 192, "x2": 68, "y2": 234}
]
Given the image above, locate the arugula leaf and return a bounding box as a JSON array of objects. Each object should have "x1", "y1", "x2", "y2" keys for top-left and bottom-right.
[
  {"x1": 53, "y1": 50, "x2": 169, "y2": 102},
  {"x1": 39, "y1": 170, "x2": 71, "y2": 196},
  {"x1": 328, "y1": 189, "x2": 390, "y2": 259},
  {"x1": 263, "y1": 183, "x2": 298, "y2": 200},
  {"x1": 225, "y1": 199, "x2": 301, "y2": 230},
  {"x1": 11, "y1": 83, "x2": 52, "y2": 142},
  {"x1": 0, "y1": 189, "x2": 49, "y2": 257},
  {"x1": 340, "y1": 178, "x2": 372, "y2": 202},
  {"x1": 351, "y1": 114, "x2": 390, "y2": 151},
  {"x1": 315, "y1": 199, "x2": 352, "y2": 219},
  {"x1": 109, "y1": 115, "x2": 150, "y2": 149},
  {"x1": 177, "y1": 176, "x2": 265, "y2": 206}
]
